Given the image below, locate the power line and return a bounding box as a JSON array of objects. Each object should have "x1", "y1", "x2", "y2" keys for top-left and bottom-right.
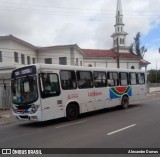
[
  {"x1": 0, "y1": 1, "x2": 160, "y2": 20},
  {"x1": 0, "y1": 7, "x2": 159, "y2": 21},
  {"x1": 0, "y1": 0, "x2": 160, "y2": 13}
]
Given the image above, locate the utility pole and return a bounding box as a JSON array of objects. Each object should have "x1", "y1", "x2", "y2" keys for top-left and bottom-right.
[
  {"x1": 156, "y1": 60, "x2": 157, "y2": 83},
  {"x1": 117, "y1": 37, "x2": 120, "y2": 68},
  {"x1": 156, "y1": 48, "x2": 160, "y2": 83}
]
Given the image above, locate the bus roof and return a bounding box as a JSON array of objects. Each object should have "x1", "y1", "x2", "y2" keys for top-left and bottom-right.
[
  {"x1": 12, "y1": 63, "x2": 145, "y2": 74},
  {"x1": 35, "y1": 63, "x2": 144, "y2": 73}
]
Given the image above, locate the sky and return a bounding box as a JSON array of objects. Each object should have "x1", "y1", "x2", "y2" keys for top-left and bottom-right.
[{"x1": 0, "y1": 0, "x2": 160, "y2": 69}]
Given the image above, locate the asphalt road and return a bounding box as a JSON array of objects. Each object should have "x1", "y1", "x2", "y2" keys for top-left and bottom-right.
[{"x1": 0, "y1": 93, "x2": 160, "y2": 157}]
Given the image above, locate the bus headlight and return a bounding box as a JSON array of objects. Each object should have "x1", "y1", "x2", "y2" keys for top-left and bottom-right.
[
  {"x1": 29, "y1": 104, "x2": 39, "y2": 114},
  {"x1": 12, "y1": 105, "x2": 18, "y2": 113}
]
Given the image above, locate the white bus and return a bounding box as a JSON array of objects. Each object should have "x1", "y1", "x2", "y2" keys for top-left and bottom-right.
[{"x1": 11, "y1": 64, "x2": 147, "y2": 121}]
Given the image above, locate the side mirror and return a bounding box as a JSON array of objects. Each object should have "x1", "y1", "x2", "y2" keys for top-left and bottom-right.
[{"x1": 4, "y1": 83, "x2": 6, "y2": 90}]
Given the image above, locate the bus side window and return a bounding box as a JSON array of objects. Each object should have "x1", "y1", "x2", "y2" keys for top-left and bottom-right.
[
  {"x1": 77, "y1": 71, "x2": 93, "y2": 89},
  {"x1": 60, "y1": 70, "x2": 77, "y2": 90},
  {"x1": 138, "y1": 73, "x2": 145, "y2": 84},
  {"x1": 40, "y1": 73, "x2": 60, "y2": 98},
  {"x1": 93, "y1": 71, "x2": 107, "y2": 88},
  {"x1": 119, "y1": 72, "x2": 128, "y2": 86},
  {"x1": 129, "y1": 72, "x2": 137, "y2": 85},
  {"x1": 107, "y1": 72, "x2": 118, "y2": 86}
]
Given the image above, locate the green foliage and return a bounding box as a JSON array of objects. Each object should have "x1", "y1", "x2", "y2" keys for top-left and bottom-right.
[
  {"x1": 148, "y1": 70, "x2": 160, "y2": 83},
  {"x1": 130, "y1": 32, "x2": 147, "y2": 58}
]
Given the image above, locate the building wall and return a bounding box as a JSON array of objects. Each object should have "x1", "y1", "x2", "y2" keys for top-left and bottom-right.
[
  {"x1": 37, "y1": 47, "x2": 84, "y2": 66},
  {"x1": 0, "y1": 38, "x2": 140, "y2": 70},
  {"x1": 84, "y1": 58, "x2": 140, "y2": 69},
  {"x1": 38, "y1": 48, "x2": 70, "y2": 64},
  {"x1": 73, "y1": 48, "x2": 84, "y2": 66},
  {"x1": 0, "y1": 39, "x2": 37, "y2": 68}
]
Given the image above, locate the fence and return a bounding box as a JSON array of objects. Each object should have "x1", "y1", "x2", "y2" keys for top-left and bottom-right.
[
  {"x1": 148, "y1": 83, "x2": 160, "y2": 93},
  {"x1": 149, "y1": 83, "x2": 160, "y2": 87},
  {"x1": 0, "y1": 85, "x2": 11, "y2": 109}
]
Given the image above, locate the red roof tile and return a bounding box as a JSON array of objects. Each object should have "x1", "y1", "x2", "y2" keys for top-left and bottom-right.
[
  {"x1": 140, "y1": 59, "x2": 151, "y2": 65},
  {"x1": 82, "y1": 49, "x2": 140, "y2": 59}
]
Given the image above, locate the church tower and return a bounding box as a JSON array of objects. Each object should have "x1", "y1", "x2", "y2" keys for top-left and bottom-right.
[{"x1": 111, "y1": 0, "x2": 128, "y2": 51}]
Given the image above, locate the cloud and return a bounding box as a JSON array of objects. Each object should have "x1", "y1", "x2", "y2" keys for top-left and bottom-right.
[
  {"x1": 144, "y1": 47, "x2": 160, "y2": 70},
  {"x1": 0, "y1": 0, "x2": 160, "y2": 71}
]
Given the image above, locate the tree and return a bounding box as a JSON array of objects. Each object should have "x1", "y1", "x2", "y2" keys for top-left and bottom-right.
[
  {"x1": 148, "y1": 69, "x2": 160, "y2": 83},
  {"x1": 130, "y1": 32, "x2": 147, "y2": 58}
]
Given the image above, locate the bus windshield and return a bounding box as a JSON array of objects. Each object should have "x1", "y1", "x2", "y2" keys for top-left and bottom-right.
[{"x1": 11, "y1": 75, "x2": 38, "y2": 105}]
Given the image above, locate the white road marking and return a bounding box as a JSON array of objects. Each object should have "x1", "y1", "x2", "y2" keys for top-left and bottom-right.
[
  {"x1": 55, "y1": 120, "x2": 86, "y2": 129},
  {"x1": 125, "y1": 108, "x2": 140, "y2": 112},
  {"x1": 107, "y1": 124, "x2": 136, "y2": 135}
]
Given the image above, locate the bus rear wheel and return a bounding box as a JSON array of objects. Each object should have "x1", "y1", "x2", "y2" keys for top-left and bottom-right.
[
  {"x1": 121, "y1": 96, "x2": 129, "y2": 109},
  {"x1": 66, "y1": 104, "x2": 79, "y2": 121}
]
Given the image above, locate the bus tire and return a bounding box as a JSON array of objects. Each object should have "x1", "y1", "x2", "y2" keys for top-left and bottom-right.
[
  {"x1": 121, "y1": 96, "x2": 129, "y2": 109},
  {"x1": 66, "y1": 104, "x2": 79, "y2": 121}
]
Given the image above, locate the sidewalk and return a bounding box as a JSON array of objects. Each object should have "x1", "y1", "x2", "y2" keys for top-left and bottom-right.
[
  {"x1": 0, "y1": 109, "x2": 17, "y2": 125},
  {"x1": 0, "y1": 92, "x2": 160, "y2": 125}
]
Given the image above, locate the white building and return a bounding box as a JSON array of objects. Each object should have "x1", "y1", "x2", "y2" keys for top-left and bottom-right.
[
  {"x1": 0, "y1": 0, "x2": 150, "y2": 109},
  {"x1": 0, "y1": 0, "x2": 150, "y2": 82}
]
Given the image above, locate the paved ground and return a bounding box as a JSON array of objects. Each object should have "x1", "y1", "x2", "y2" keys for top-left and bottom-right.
[
  {"x1": 0, "y1": 92, "x2": 160, "y2": 125},
  {"x1": 0, "y1": 92, "x2": 160, "y2": 157},
  {"x1": 0, "y1": 109, "x2": 17, "y2": 125}
]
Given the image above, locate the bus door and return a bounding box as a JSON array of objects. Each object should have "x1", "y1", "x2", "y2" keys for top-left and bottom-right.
[
  {"x1": 137, "y1": 73, "x2": 146, "y2": 95},
  {"x1": 79, "y1": 88, "x2": 94, "y2": 113},
  {"x1": 94, "y1": 87, "x2": 107, "y2": 110},
  {"x1": 39, "y1": 73, "x2": 63, "y2": 121},
  {"x1": 77, "y1": 71, "x2": 94, "y2": 113},
  {"x1": 93, "y1": 71, "x2": 108, "y2": 110}
]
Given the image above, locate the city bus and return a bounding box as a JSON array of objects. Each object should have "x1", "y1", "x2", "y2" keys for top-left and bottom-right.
[{"x1": 11, "y1": 63, "x2": 147, "y2": 121}]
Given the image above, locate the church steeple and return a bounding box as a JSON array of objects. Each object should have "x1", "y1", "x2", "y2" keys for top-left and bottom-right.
[
  {"x1": 111, "y1": 0, "x2": 128, "y2": 49},
  {"x1": 116, "y1": 0, "x2": 123, "y2": 25}
]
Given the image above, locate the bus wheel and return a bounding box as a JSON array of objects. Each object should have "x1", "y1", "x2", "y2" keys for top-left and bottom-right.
[
  {"x1": 121, "y1": 96, "x2": 129, "y2": 109},
  {"x1": 66, "y1": 104, "x2": 79, "y2": 121}
]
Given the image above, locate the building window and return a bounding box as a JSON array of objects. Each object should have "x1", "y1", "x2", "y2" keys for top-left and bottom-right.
[
  {"x1": 120, "y1": 18, "x2": 122, "y2": 23},
  {"x1": 88, "y1": 64, "x2": 92, "y2": 67},
  {"x1": 80, "y1": 61, "x2": 83, "y2": 66},
  {"x1": 21, "y1": 54, "x2": 25, "y2": 64},
  {"x1": 131, "y1": 66, "x2": 135, "y2": 69},
  {"x1": 45, "y1": 58, "x2": 52, "y2": 64},
  {"x1": 122, "y1": 38, "x2": 124, "y2": 44},
  {"x1": 32, "y1": 58, "x2": 36, "y2": 64},
  {"x1": 59, "y1": 57, "x2": 67, "y2": 65},
  {"x1": 14, "y1": 52, "x2": 18, "y2": 63},
  {"x1": 76, "y1": 58, "x2": 78, "y2": 66},
  {"x1": 27, "y1": 56, "x2": 30, "y2": 65},
  {"x1": 0, "y1": 51, "x2": 2, "y2": 62},
  {"x1": 120, "y1": 38, "x2": 124, "y2": 44}
]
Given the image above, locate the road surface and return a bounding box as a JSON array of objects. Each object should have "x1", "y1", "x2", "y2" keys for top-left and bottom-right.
[{"x1": 0, "y1": 93, "x2": 160, "y2": 157}]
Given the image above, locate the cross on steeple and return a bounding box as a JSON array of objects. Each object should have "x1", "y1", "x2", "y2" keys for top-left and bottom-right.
[{"x1": 111, "y1": 0, "x2": 128, "y2": 49}]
